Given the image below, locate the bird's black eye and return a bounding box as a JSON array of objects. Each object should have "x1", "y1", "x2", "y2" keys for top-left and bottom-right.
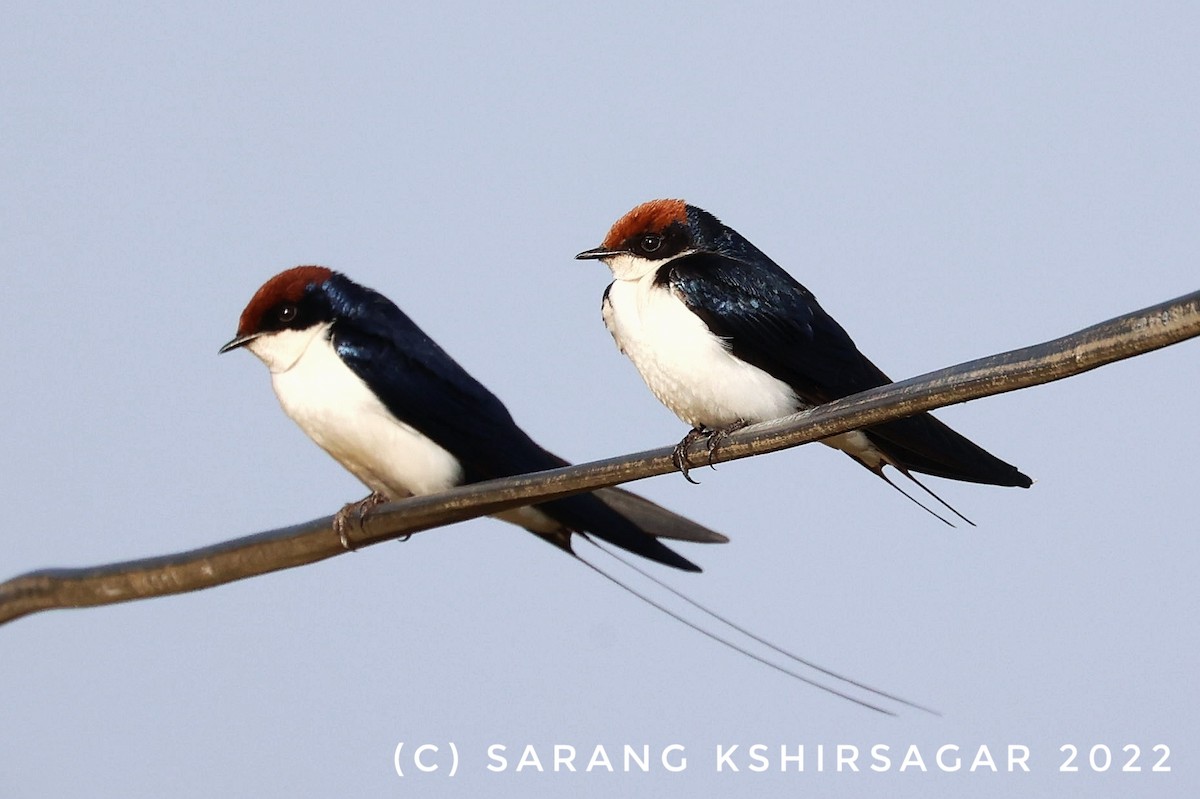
[
  {"x1": 639, "y1": 234, "x2": 663, "y2": 254},
  {"x1": 277, "y1": 303, "x2": 298, "y2": 323}
]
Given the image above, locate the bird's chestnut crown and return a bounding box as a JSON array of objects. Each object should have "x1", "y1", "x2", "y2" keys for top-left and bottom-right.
[
  {"x1": 236, "y1": 265, "x2": 334, "y2": 337},
  {"x1": 601, "y1": 198, "x2": 693, "y2": 260}
]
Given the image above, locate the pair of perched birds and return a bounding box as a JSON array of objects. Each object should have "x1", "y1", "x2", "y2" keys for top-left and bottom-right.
[
  {"x1": 221, "y1": 199, "x2": 1031, "y2": 712},
  {"x1": 222, "y1": 198, "x2": 1030, "y2": 572}
]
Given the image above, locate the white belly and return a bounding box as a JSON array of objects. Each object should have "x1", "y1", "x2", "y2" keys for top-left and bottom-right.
[
  {"x1": 603, "y1": 276, "x2": 801, "y2": 428},
  {"x1": 267, "y1": 330, "x2": 465, "y2": 499},
  {"x1": 603, "y1": 275, "x2": 893, "y2": 469}
]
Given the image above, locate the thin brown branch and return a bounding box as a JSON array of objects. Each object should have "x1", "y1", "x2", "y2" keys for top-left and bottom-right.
[{"x1": 2, "y1": 289, "x2": 1197, "y2": 626}]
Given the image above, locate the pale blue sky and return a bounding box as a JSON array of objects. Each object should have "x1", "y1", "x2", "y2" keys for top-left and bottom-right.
[{"x1": 3, "y1": 3, "x2": 1196, "y2": 796}]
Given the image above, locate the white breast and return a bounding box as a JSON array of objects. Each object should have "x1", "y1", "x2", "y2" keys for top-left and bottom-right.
[
  {"x1": 603, "y1": 273, "x2": 801, "y2": 429},
  {"x1": 251, "y1": 326, "x2": 464, "y2": 499}
]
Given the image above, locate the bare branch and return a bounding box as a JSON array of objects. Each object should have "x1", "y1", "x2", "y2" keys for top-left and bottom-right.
[{"x1": 2, "y1": 289, "x2": 1197, "y2": 626}]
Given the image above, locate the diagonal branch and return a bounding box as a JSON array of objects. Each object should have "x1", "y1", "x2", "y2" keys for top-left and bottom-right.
[{"x1": 2, "y1": 289, "x2": 1197, "y2": 626}]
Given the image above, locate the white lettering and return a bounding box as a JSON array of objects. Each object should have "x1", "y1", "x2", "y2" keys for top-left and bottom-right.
[
  {"x1": 937, "y1": 744, "x2": 961, "y2": 772},
  {"x1": 970, "y1": 745, "x2": 997, "y2": 772},
  {"x1": 516, "y1": 744, "x2": 543, "y2": 772},
  {"x1": 662, "y1": 744, "x2": 687, "y2": 772},
  {"x1": 586, "y1": 745, "x2": 612, "y2": 772},
  {"x1": 553, "y1": 745, "x2": 576, "y2": 772},
  {"x1": 414, "y1": 744, "x2": 438, "y2": 773},
  {"x1": 900, "y1": 744, "x2": 927, "y2": 772}
]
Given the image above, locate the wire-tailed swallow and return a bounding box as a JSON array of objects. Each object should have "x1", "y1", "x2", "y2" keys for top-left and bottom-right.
[
  {"x1": 220, "y1": 266, "x2": 726, "y2": 570},
  {"x1": 578, "y1": 199, "x2": 1032, "y2": 523}
]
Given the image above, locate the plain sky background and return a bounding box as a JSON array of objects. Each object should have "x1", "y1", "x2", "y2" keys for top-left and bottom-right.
[{"x1": 3, "y1": 3, "x2": 1196, "y2": 796}]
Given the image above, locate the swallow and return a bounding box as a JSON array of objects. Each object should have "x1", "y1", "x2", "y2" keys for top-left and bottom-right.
[
  {"x1": 578, "y1": 199, "x2": 1032, "y2": 524},
  {"x1": 220, "y1": 266, "x2": 727, "y2": 570}
]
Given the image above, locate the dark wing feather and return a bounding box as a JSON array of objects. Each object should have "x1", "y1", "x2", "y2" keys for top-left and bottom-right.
[
  {"x1": 665, "y1": 253, "x2": 1031, "y2": 487},
  {"x1": 324, "y1": 275, "x2": 711, "y2": 568},
  {"x1": 663, "y1": 252, "x2": 893, "y2": 403}
]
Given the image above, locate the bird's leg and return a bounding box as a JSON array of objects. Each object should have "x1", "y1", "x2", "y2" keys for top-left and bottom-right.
[
  {"x1": 704, "y1": 419, "x2": 749, "y2": 467},
  {"x1": 333, "y1": 491, "x2": 388, "y2": 551},
  {"x1": 672, "y1": 427, "x2": 711, "y2": 484}
]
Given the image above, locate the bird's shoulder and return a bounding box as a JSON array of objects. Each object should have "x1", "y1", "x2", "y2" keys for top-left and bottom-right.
[
  {"x1": 658, "y1": 250, "x2": 891, "y2": 399},
  {"x1": 657, "y1": 250, "x2": 824, "y2": 339},
  {"x1": 325, "y1": 278, "x2": 518, "y2": 431},
  {"x1": 321, "y1": 277, "x2": 562, "y2": 480}
]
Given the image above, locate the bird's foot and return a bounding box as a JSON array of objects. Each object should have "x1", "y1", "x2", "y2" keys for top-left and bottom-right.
[
  {"x1": 333, "y1": 491, "x2": 388, "y2": 551},
  {"x1": 704, "y1": 420, "x2": 749, "y2": 467},
  {"x1": 672, "y1": 422, "x2": 750, "y2": 482},
  {"x1": 672, "y1": 428, "x2": 710, "y2": 484}
]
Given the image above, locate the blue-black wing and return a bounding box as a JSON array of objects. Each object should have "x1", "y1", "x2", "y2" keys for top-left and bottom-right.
[
  {"x1": 323, "y1": 274, "x2": 706, "y2": 569},
  {"x1": 665, "y1": 253, "x2": 1030, "y2": 487}
]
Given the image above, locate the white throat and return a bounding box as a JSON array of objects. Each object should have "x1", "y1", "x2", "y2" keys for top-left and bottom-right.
[
  {"x1": 246, "y1": 326, "x2": 328, "y2": 374},
  {"x1": 602, "y1": 252, "x2": 675, "y2": 282}
]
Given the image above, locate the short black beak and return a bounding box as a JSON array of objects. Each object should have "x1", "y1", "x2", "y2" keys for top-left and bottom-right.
[
  {"x1": 218, "y1": 333, "x2": 260, "y2": 354},
  {"x1": 575, "y1": 247, "x2": 620, "y2": 260}
]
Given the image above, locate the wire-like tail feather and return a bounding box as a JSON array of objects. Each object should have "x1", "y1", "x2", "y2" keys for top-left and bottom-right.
[{"x1": 574, "y1": 536, "x2": 936, "y2": 715}]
